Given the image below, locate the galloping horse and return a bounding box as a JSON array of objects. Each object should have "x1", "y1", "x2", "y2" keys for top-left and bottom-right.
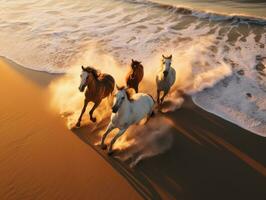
[
  {"x1": 76, "y1": 66, "x2": 115, "y2": 127},
  {"x1": 156, "y1": 55, "x2": 176, "y2": 105},
  {"x1": 101, "y1": 86, "x2": 155, "y2": 155},
  {"x1": 125, "y1": 59, "x2": 144, "y2": 93}
]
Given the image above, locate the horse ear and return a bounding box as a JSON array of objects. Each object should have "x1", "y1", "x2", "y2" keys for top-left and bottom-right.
[
  {"x1": 81, "y1": 66, "x2": 85, "y2": 70},
  {"x1": 162, "y1": 55, "x2": 166, "y2": 59},
  {"x1": 169, "y1": 54, "x2": 172, "y2": 59},
  {"x1": 116, "y1": 84, "x2": 119, "y2": 90},
  {"x1": 131, "y1": 59, "x2": 134, "y2": 63}
]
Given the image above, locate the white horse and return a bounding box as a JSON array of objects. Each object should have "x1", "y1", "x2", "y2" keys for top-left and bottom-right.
[
  {"x1": 156, "y1": 54, "x2": 176, "y2": 105},
  {"x1": 101, "y1": 86, "x2": 155, "y2": 155}
]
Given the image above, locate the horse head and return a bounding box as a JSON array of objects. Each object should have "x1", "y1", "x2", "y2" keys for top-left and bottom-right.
[
  {"x1": 79, "y1": 66, "x2": 89, "y2": 92},
  {"x1": 112, "y1": 85, "x2": 127, "y2": 113},
  {"x1": 162, "y1": 54, "x2": 172, "y2": 78},
  {"x1": 131, "y1": 59, "x2": 142, "y2": 71},
  {"x1": 79, "y1": 66, "x2": 99, "y2": 92}
]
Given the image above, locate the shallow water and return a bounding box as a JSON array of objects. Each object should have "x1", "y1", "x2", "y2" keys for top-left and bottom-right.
[{"x1": 0, "y1": 0, "x2": 265, "y2": 136}]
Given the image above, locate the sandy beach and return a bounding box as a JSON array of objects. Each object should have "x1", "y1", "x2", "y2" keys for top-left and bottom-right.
[
  {"x1": 0, "y1": 57, "x2": 141, "y2": 200},
  {"x1": 0, "y1": 56, "x2": 265, "y2": 200}
]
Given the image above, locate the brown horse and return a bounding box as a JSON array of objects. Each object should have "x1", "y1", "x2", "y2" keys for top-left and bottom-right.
[
  {"x1": 76, "y1": 66, "x2": 115, "y2": 127},
  {"x1": 126, "y1": 59, "x2": 144, "y2": 93}
]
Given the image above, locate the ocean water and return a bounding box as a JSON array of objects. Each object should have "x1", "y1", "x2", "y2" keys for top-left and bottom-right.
[{"x1": 0, "y1": 0, "x2": 265, "y2": 136}]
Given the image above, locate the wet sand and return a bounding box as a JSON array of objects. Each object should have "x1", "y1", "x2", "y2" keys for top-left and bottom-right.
[
  {"x1": 73, "y1": 92, "x2": 266, "y2": 199},
  {"x1": 0, "y1": 56, "x2": 265, "y2": 200},
  {"x1": 0, "y1": 57, "x2": 141, "y2": 200}
]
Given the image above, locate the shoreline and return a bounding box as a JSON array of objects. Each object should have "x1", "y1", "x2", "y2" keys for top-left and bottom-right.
[{"x1": 2, "y1": 55, "x2": 264, "y2": 138}]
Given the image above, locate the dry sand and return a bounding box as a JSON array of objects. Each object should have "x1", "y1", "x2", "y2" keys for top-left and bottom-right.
[
  {"x1": 0, "y1": 56, "x2": 265, "y2": 200},
  {"x1": 0, "y1": 57, "x2": 141, "y2": 200}
]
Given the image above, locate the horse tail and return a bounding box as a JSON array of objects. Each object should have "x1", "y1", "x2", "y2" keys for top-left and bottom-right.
[{"x1": 105, "y1": 76, "x2": 115, "y2": 106}]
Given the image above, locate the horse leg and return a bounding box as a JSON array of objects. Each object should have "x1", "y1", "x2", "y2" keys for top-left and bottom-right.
[
  {"x1": 89, "y1": 101, "x2": 100, "y2": 123},
  {"x1": 134, "y1": 84, "x2": 138, "y2": 93},
  {"x1": 160, "y1": 89, "x2": 169, "y2": 104},
  {"x1": 144, "y1": 106, "x2": 155, "y2": 125},
  {"x1": 76, "y1": 99, "x2": 89, "y2": 127},
  {"x1": 156, "y1": 89, "x2": 161, "y2": 105},
  {"x1": 101, "y1": 123, "x2": 115, "y2": 150},
  {"x1": 108, "y1": 128, "x2": 127, "y2": 155}
]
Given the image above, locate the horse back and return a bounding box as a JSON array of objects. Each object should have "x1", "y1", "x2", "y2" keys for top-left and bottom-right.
[
  {"x1": 131, "y1": 93, "x2": 154, "y2": 116},
  {"x1": 85, "y1": 73, "x2": 114, "y2": 102}
]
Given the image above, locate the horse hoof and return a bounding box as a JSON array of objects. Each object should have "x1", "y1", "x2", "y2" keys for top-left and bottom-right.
[
  {"x1": 101, "y1": 144, "x2": 107, "y2": 150},
  {"x1": 108, "y1": 150, "x2": 114, "y2": 156},
  {"x1": 76, "y1": 122, "x2": 81, "y2": 128},
  {"x1": 90, "y1": 117, "x2": 97, "y2": 123}
]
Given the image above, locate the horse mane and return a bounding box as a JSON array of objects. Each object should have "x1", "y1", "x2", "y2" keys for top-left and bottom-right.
[
  {"x1": 117, "y1": 86, "x2": 135, "y2": 102},
  {"x1": 83, "y1": 66, "x2": 100, "y2": 79}
]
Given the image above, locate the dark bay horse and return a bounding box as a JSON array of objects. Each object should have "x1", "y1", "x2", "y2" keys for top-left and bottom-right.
[
  {"x1": 76, "y1": 66, "x2": 115, "y2": 127},
  {"x1": 126, "y1": 59, "x2": 144, "y2": 93}
]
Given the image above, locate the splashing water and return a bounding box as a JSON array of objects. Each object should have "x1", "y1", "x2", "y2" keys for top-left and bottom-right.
[
  {"x1": 50, "y1": 37, "x2": 232, "y2": 165},
  {"x1": 1, "y1": 0, "x2": 265, "y2": 137}
]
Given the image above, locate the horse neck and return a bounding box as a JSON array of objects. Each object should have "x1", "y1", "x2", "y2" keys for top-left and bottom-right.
[
  {"x1": 136, "y1": 64, "x2": 143, "y2": 71},
  {"x1": 87, "y1": 73, "x2": 97, "y2": 91},
  {"x1": 131, "y1": 67, "x2": 137, "y2": 76}
]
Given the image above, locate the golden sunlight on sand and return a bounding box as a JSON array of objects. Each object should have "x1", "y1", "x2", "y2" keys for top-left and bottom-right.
[{"x1": 0, "y1": 57, "x2": 141, "y2": 200}]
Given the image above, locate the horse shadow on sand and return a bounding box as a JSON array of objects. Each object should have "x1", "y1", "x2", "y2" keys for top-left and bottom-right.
[
  {"x1": 72, "y1": 115, "x2": 164, "y2": 200},
  {"x1": 71, "y1": 97, "x2": 266, "y2": 200}
]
